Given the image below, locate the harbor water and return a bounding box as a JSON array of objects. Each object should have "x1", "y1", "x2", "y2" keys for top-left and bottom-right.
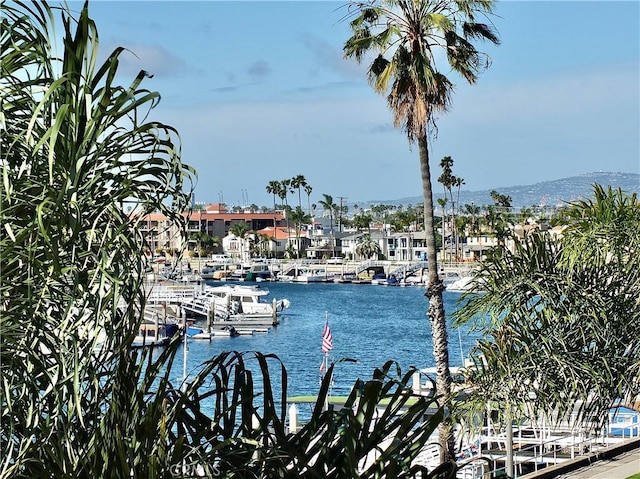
[{"x1": 174, "y1": 281, "x2": 481, "y2": 400}]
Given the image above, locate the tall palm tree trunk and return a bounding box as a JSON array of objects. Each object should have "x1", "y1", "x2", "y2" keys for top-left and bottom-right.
[{"x1": 418, "y1": 135, "x2": 454, "y2": 462}]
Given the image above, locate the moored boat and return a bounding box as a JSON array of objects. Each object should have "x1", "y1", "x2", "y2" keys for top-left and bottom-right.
[
  {"x1": 180, "y1": 283, "x2": 290, "y2": 326},
  {"x1": 131, "y1": 320, "x2": 173, "y2": 348}
]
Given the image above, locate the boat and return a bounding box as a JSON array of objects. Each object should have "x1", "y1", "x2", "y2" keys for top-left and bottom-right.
[
  {"x1": 276, "y1": 264, "x2": 303, "y2": 282},
  {"x1": 188, "y1": 325, "x2": 239, "y2": 339},
  {"x1": 131, "y1": 320, "x2": 172, "y2": 348},
  {"x1": 179, "y1": 272, "x2": 203, "y2": 283},
  {"x1": 200, "y1": 263, "x2": 226, "y2": 280},
  {"x1": 371, "y1": 276, "x2": 399, "y2": 286},
  {"x1": 211, "y1": 326, "x2": 240, "y2": 337},
  {"x1": 446, "y1": 275, "x2": 476, "y2": 292},
  {"x1": 333, "y1": 272, "x2": 358, "y2": 284},
  {"x1": 230, "y1": 261, "x2": 274, "y2": 281},
  {"x1": 180, "y1": 283, "x2": 291, "y2": 325},
  {"x1": 293, "y1": 265, "x2": 334, "y2": 283},
  {"x1": 186, "y1": 325, "x2": 211, "y2": 340}
]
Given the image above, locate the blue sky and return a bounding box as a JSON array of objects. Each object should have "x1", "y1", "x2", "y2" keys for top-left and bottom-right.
[{"x1": 83, "y1": 1, "x2": 639, "y2": 208}]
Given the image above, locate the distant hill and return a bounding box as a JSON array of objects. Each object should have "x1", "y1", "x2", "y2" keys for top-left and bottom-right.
[{"x1": 362, "y1": 172, "x2": 639, "y2": 209}]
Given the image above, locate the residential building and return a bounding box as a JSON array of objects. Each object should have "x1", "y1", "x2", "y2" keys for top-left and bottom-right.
[{"x1": 137, "y1": 204, "x2": 286, "y2": 256}]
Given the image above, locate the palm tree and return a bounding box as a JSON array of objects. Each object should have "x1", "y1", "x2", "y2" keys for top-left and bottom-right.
[
  {"x1": 266, "y1": 180, "x2": 282, "y2": 230},
  {"x1": 289, "y1": 206, "x2": 312, "y2": 260},
  {"x1": 355, "y1": 233, "x2": 382, "y2": 260},
  {"x1": 487, "y1": 190, "x2": 513, "y2": 247},
  {"x1": 278, "y1": 179, "x2": 293, "y2": 249},
  {"x1": 454, "y1": 185, "x2": 640, "y2": 477},
  {"x1": 291, "y1": 174, "x2": 307, "y2": 210},
  {"x1": 229, "y1": 222, "x2": 250, "y2": 260},
  {"x1": 256, "y1": 232, "x2": 276, "y2": 258},
  {"x1": 438, "y1": 157, "x2": 464, "y2": 261},
  {"x1": 352, "y1": 212, "x2": 373, "y2": 233},
  {"x1": 344, "y1": 0, "x2": 499, "y2": 461},
  {"x1": 463, "y1": 203, "x2": 480, "y2": 235},
  {"x1": 304, "y1": 183, "x2": 313, "y2": 215},
  {"x1": 437, "y1": 197, "x2": 448, "y2": 260},
  {"x1": 189, "y1": 230, "x2": 220, "y2": 257},
  {"x1": 319, "y1": 194, "x2": 338, "y2": 258}
]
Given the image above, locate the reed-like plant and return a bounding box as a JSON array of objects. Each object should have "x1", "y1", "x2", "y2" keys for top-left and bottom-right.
[{"x1": 1, "y1": 0, "x2": 194, "y2": 475}]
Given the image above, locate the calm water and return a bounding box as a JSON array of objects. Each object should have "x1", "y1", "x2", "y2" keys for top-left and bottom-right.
[{"x1": 173, "y1": 281, "x2": 481, "y2": 400}]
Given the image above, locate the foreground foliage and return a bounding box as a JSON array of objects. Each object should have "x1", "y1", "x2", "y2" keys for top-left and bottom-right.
[{"x1": 455, "y1": 185, "x2": 640, "y2": 432}]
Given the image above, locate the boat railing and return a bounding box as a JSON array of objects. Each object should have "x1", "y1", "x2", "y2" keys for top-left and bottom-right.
[
  {"x1": 353, "y1": 260, "x2": 385, "y2": 275},
  {"x1": 477, "y1": 423, "x2": 637, "y2": 477},
  {"x1": 388, "y1": 261, "x2": 429, "y2": 279},
  {"x1": 146, "y1": 282, "x2": 199, "y2": 304}
]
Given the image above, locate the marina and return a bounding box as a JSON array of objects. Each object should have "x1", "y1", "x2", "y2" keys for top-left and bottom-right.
[{"x1": 152, "y1": 278, "x2": 639, "y2": 478}]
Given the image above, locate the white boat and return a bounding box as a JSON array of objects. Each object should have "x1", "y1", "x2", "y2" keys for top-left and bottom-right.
[
  {"x1": 446, "y1": 275, "x2": 476, "y2": 292},
  {"x1": 181, "y1": 284, "x2": 291, "y2": 323},
  {"x1": 293, "y1": 266, "x2": 334, "y2": 283},
  {"x1": 179, "y1": 272, "x2": 203, "y2": 283}
]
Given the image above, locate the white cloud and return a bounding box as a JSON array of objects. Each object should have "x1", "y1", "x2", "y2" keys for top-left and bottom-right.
[{"x1": 111, "y1": 43, "x2": 188, "y2": 78}]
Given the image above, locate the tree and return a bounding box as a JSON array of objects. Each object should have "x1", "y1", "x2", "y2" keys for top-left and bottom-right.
[
  {"x1": 279, "y1": 178, "x2": 293, "y2": 249},
  {"x1": 266, "y1": 180, "x2": 282, "y2": 230},
  {"x1": 438, "y1": 156, "x2": 464, "y2": 261},
  {"x1": 256, "y1": 232, "x2": 276, "y2": 258},
  {"x1": 437, "y1": 198, "x2": 448, "y2": 260},
  {"x1": 0, "y1": 1, "x2": 196, "y2": 474},
  {"x1": 319, "y1": 193, "x2": 338, "y2": 257},
  {"x1": 353, "y1": 212, "x2": 373, "y2": 233},
  {"x1": 487, "y1": 190, "x2": 513, "y2": 247},
  {"x1": 289, "y1": 206, "x2": 312, "y2": 260},
  {"x1": 454, "y1": 185, "x2": 640, "y2": 477},
  {"x1": 463, "y1": 203, "x2": 480, "y2": 235},
  {"x1": 304, "y1": 183, "x2": 313, "y2": 215},
  {"x1": 189, "y1": 230, "x2": 220, "y2": 257},
  {"x1": 489, "y1": 189, "x2": 512, "y2": 208},
  {"x1": 229, "y1": 222, "x2": 250, "y2": 260},
  {"x1": 291, "y1": 174, "x2": 307, "y2": 210},
  {"x1": 355, "y1": 234, "x2": 382, "y2": 260},
  {"x1": 344, "y1": 0, "x2": 499, "y2": 461}
]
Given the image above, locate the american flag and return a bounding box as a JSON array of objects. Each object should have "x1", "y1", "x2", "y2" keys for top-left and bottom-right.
[{"x1": 321, "y1": 319, "x2": 333, "y2": 354}]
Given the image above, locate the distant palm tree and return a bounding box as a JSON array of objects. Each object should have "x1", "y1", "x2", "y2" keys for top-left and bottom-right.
[
  {"x1": 278, "y1": 179, "x2": 293, "y2": 245},
  {"x1": 229, "y1": 222, "x2": 250, "y2": 260},
  {"x1": 256, "y1": 233, "x2": 276, "y2": 258},
  {"x1": 289, "y1": 206, "x2": 312, "y2": 260},
  {"x1": 344, "y1": 0, "x2": 499, "y2": 461},
  {"x1": 304, "y1": 183, "x2": 313, "y2": 214},
  {"x1": 319, "y1": 194, "x2": 338, "y2": 257},
  {"x1": 353, "y1": 212, "x2": 373, "y2": 234},
  {"x1": 266, "y1": 180, "x2": 282, "y2": 229},
  {"x1": 464, "y1": 203, "x2": 481, "y2": 235},
  {"x1": 189, "y1": 230, "x2": 220, "y2": 257},
  {"x1": 355, "y1": 234, "x2": 381, "y2": 260},
  {"x1": 291, "y1": 174, "x2": 307, "y2": 210}
]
